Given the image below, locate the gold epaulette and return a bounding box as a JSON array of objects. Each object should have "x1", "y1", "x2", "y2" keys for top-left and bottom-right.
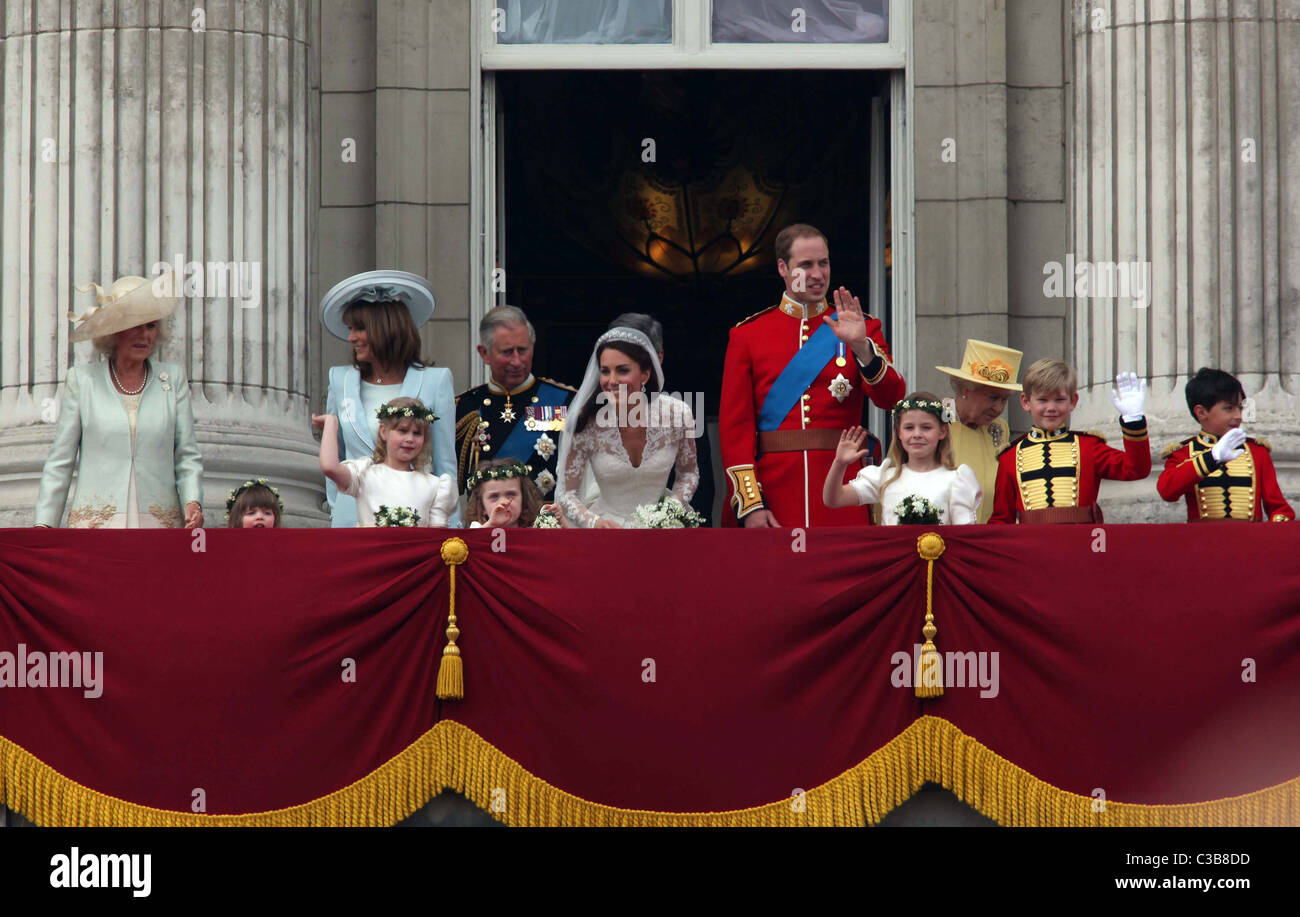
[
  {"x1": 1161, "y1": 438, "x2": 1192, "y2": 461},
  {"x1": 733, "y1": 305, "x2": 778, "y2": 328},
  {"x1": 1252, "y1": 436, "x2": 1272, "y2": 452},
  {"x1": 537, "y1": 375, "x2": 577, "y2": 393}
]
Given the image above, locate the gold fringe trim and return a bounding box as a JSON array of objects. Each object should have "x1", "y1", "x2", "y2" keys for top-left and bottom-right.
[{"x1": 4, "y1": 717, "x2": 1299, "y2": 826}]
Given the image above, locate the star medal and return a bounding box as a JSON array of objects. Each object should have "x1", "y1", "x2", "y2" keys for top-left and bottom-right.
[
  {"x1": 500, "y1": 398, "x2": 516, "y2": 423},
  {"x1": 828, "y1": 373, "x2": 853, "y2": 403}
]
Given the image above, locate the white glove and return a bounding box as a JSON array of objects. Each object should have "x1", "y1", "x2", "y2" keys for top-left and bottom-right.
[
  {"x1": 1211, "y1": 427, "x2": 1247, "y2": 463},
  {"x1": 1110, "y1": 371, "x2": 1146, "y2": 422}
]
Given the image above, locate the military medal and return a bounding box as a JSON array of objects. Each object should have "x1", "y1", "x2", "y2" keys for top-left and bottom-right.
[
  {"x1": 835, "y1": 341, "x2": 847, "y2": 367},
  {"x1": 500, "y1": 397, "x2": 516, "y2": 423},
  {"x1": 525, "y1": 405, "x2": 568, "y2": 431}
]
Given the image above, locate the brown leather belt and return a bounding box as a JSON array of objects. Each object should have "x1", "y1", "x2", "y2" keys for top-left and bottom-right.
[
  {"x1": 757, "y1": 428, "x2": 842, "y2": 454},
  {"x1": 1017, "y1": 505, "x2": 1103, "y2": 524}
]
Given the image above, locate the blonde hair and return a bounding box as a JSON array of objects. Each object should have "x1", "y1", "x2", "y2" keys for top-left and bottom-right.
[
  {"x1": 464, "y1": 458, "x2": 543, "y2": 527},
  {"x1": 372, "y1": 396, "x2": 434, "y2": 471},
  {"x1": 92, "y1": 318, "x2": 171, "y2": 359},
  {"x1": 1021, "y1": 359, "x2": 1078, "y2": 398},
  {"x1": 878, "y1": 391, "x2": 956, "y2": 502}
]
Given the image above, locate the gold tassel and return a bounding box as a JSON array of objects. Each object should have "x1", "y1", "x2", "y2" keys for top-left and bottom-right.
[
  {"x1": 437, "y1": 537, "x2": 469, "y2": 700},
  {"x1": 915, "y1": 532, "x2": 946, "y2": 698}
]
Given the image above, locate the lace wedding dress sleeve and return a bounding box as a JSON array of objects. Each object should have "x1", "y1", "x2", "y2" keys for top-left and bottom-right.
[
  {"x1": 948, "y1": 464, "x2": 983, "y2": 525},
  {"x1": 558, "y1": 427, "x2": 601, "y2": 528},
  {"x1": 667, "y1": 398, "x2": 700, "y2": 506}
]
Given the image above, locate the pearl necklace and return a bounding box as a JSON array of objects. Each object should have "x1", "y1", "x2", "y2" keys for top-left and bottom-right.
[{"x1": 110, "y1": 360, "x2": 148, "y2": 396}]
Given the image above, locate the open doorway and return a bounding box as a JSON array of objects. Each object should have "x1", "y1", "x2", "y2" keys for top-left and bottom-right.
[
  {"x1": 492, "y1": 68, "x2": 893, "y2": 520},
  {"x1": 496, "y1": 69, "x2": 891, "y2": 396}
]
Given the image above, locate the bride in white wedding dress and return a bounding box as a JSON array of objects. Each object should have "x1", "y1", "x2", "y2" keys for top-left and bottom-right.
[{"x1": 557, "y1": 327, "x2": 699, "y2": 528}]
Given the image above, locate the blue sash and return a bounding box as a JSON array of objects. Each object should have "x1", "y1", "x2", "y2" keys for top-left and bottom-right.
[
  {"x1": 758, "y1": 316, "x2": 839, "y2": 431},
  {"x1": 497, "y1": 381, "x2": 571, "y2": 461}
]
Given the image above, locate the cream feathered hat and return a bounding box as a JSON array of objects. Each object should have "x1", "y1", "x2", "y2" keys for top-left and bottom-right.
[{"x1": 69, "y1": 273, "x2": 179, "y2": 343}]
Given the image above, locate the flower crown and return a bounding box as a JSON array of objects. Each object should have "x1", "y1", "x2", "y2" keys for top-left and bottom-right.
[
  {"x1": 376, "y1": 402, "x2": 437, "y2": 423},
  {"x1": 466, "y1": 461, "x2": 532, "y2": 493},
  {"x1": 225, "y1": 478, "x2": 284, "y2": 520},
  {"x1": 893, "y1": 397, "x2": 957, "y2": 424}
]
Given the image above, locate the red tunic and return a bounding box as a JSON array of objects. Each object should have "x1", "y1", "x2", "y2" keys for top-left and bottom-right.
[
  {"x1": 1156, "y1": 433, "x2": 1294, "y2": 522},
  {"x1": 988, "y1": 423, "x2": 1152, "y2": 524},
  {"x1": 719, "y1": 296, "x2": 906, "y2": 528}
]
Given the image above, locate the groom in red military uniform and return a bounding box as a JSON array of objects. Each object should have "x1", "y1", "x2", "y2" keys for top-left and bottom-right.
[{"x1": 720, "y1": 223, "x2": 906, "y2": 527}]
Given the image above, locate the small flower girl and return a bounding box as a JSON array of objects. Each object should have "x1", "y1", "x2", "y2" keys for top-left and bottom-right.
[
  {"x1": 465, "y1": 458, "x2": 545, "y2": 528},
  {"x1": 313, "y1": 397, "x2": 458, "y2": 527},
  {"x1": 225, "y1": 478, "x2": 284, "y2": 528},
  {"x1": 823, "y1": 392, "x2": 981, "y2": 525}
]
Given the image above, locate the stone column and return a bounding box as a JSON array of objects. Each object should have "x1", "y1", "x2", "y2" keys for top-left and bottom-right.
[
  {"x1": 0, "y1": 0, "x2": 325, "y2": 526},
  {"x1": 1068, "y1": 0, "x2": 1300, "y2": 521}
]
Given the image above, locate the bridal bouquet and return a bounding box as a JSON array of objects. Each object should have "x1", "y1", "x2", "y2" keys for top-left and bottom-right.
[
  {"x1": 374, "y1": 505, "x2": 420, "y2": 527},
  {"x1": 532, "y1": 507, "x2": 562, "y2": 528},
  {"x1": 632, "y1": 495, "x2": 706, "y2": 529},
  {"x1": 894, "y1": 495, "x2": 944, "y2": 525}
]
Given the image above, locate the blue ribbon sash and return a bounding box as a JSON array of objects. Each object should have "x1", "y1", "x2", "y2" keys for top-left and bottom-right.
[{"x1": 758, "y1": 316, "x2": 839, "y2": 431}]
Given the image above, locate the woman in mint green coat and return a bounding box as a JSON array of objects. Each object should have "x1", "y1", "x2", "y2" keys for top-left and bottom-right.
[{"x1": 34, "y1": 275, "x2": 204, "y2": 529}]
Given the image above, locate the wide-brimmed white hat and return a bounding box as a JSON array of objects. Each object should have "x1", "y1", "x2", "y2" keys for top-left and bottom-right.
[
  {"x1": 319, "y1": 270, "x2": 435, "y2": 341},
  {"x1": 935, "y1": 339, "x2": 1024, "y2": 392},
  {"x1": 69, "y1": 274, "x2": 179, "y2": 343}
]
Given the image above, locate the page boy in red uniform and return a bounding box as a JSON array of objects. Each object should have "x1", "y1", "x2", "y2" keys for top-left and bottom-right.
[
  {"x1": 989, "y1": 359, "x2": 1151, "y2": 523},
  {"x1": 1156, "y1": 367, "x2": 1294, "y2": 522}
]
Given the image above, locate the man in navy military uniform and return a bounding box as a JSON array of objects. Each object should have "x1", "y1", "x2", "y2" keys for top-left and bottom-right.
[{"x1": 455, "y1": 305, "x2": 576, "y2": 499}]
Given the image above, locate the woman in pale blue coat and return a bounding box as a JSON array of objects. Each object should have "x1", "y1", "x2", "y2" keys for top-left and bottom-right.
[
  {"x1": 320, "y1": 270, "x2": 459, "y2": 527},
  {"x1": 35, "y1": 274, "x2": 204, "y2": 528}
]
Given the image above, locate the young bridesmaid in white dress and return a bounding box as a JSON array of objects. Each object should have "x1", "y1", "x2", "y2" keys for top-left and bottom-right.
[
  {"x1": 314, "y1": 397, "x2": 458, "y2": 527},
  {"x1": 823, "y1": 392, "x2": 981, "y2": 525}
]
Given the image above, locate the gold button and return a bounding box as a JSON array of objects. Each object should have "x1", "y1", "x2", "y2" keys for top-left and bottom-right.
[
  {"x1": 802, "y1": 393, "x2": 810, "y2": 401},
  {"x1": 483, "y1": 397, "x2": 491, "y2": 406},
  {"x1": 482, "y1": 444, "x2": 491, "y2": 452},
  {"x1": 531, "y1": 396, "x2": 539, "y2": 403}
]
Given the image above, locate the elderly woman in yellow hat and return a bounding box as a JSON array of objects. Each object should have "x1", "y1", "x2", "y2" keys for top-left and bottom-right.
[
  {"x1": 935, "y1": 340, "x2": 1023, "y2": 524},
  {"x1": 34, "y1": 274, "x2": 204, "y2": 528}
]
